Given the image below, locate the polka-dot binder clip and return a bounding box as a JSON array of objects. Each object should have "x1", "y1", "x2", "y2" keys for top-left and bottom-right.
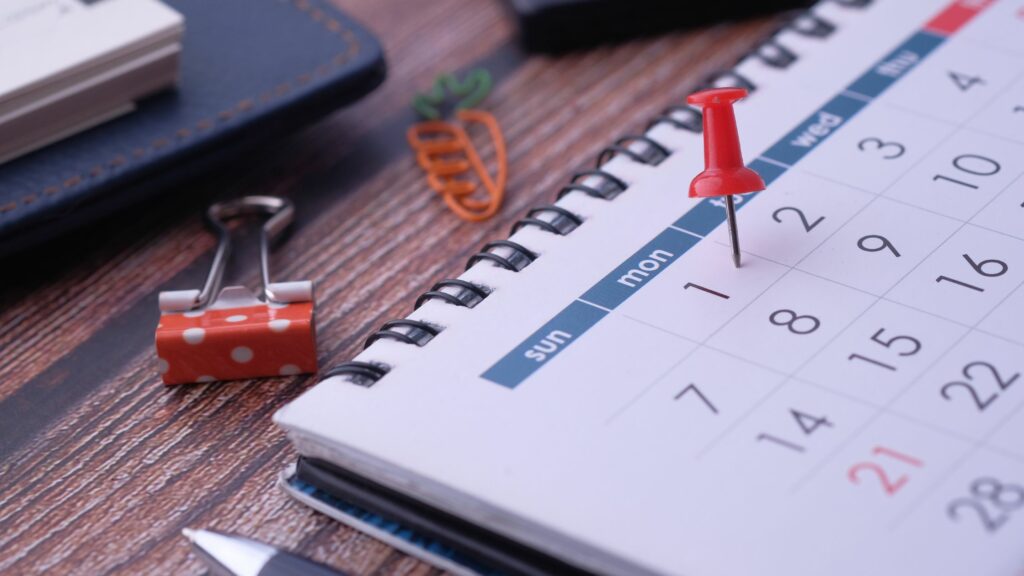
[{"x1": 155, "y1": 196, "x2": 317, "y2": 385}]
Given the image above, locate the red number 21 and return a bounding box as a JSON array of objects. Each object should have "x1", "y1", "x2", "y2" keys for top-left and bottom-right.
[{"x1": 847, "y1": 446, "x2": 924, "y2": 496}]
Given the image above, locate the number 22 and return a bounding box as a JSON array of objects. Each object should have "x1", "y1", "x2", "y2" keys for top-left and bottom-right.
[{"x1": 940, "y1": 361, "x2": 1019, "y2": 412}]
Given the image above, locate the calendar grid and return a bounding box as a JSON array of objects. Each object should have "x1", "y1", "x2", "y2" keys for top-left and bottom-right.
[
  {"x1": 612, "y1": 299, "x2": 1022, "y2": 458},
  {"x1": 891, "y1": 385, "x2": 1024, "y2": 530},
  {"x1": 774, "y1": 59, "x2": 1024, "y2": 499},
  {"x1": 884, "y1": 256, "x2": 1024, "y2": 527},
  {"x1": 574, "y1": 1, "x2": 1024, "y2": 538},
  {"x1": 611, "y1": 70, "x2": 1024, "y2": 469},
  {"x1": 796, "y1": 166, "x2": 1024, "y2": 247},
  {"x1": 481, "y1": 0, "x2": 1013, "y2": 390},
  {"x1": 480, "y1": 0, "x2": 1024, "y2": 544},
  {"x1": 708, "y1": 243, "x2": 1024, "y2": 347},
  {"x1": 602, "y1": 259, "x2": 793, "y2": 426}
]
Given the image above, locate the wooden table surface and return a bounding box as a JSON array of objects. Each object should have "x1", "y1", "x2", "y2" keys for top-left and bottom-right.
[{"x1": 0, "y1": 2, "x2": 780, "y2": 574}]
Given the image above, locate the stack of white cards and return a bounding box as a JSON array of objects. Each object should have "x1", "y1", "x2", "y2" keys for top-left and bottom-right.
[{"x1": 0, "y1": 0, "x2": 184, "y2": 164}]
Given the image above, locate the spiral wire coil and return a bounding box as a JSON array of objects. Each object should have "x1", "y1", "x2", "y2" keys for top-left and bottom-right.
[{"x1": 321, "y1": 2, "x2": 866, "y2": 386}]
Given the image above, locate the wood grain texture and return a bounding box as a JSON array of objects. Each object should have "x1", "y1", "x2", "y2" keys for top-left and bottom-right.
[{"x1": 0, "y1": 0, "x2": 780, "y2": 573}]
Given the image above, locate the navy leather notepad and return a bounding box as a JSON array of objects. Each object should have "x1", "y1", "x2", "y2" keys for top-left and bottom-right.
[{"x1": 0, "y1": 0, "x2": 385, "y2": 256}]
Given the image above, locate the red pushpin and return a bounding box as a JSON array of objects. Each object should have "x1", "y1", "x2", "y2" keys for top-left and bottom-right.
[{"x1": 688, "y1": 87, "x2": 765, "y2": 268}]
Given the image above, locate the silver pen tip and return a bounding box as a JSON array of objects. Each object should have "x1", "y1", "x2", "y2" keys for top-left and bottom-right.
[{"x1": 181, "y1": 528, "x2": 198, "y2": 542}]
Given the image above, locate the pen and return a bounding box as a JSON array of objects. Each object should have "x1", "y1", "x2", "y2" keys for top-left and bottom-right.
[{"x1": 182, "y1": 528, "x2": 349, "y2": 576}]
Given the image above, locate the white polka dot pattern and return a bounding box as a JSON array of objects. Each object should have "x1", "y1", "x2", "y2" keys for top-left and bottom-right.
[
  {"x1": 155, "y1": 301, "x2": 317, "y2": 384},
  {"x1": 231, "y1": 346, "x2": 254, "y2": 363},
  {"x1": 183, "y1": 327, "x2": 206, "y2": 345},
  {"x1": 268, "y1": 319, "x2": 290, "y2": 332}
]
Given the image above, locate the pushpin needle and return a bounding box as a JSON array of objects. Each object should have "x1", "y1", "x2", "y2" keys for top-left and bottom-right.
[
  {"x1": 724, "y1": 195, "x2": 741, "y2": 268},
  {"x1": 686, "y1": 87, "x2": 765, "y2": 268}
]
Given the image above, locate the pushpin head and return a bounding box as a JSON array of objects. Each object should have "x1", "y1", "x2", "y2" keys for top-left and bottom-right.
[{"x1": 687, "y1": 87, "x2": 765, "y2": 199}]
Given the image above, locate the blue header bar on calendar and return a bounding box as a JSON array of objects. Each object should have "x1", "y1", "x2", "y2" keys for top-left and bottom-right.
[
  {"x1": 674, "y1": 198, "x2": 738, "y2": 236},
  {"x1": 580, "y1": 227, "x2": 700, "y2": 309},
  {"x1": 749, "y1": 158, "x2": 787, "y2": 186},
  {"x1": 482, "y1": 300, "x2": 607, "y2": 388},
  {"x1": 760, "y1": 94, "x2": 866, "y2": 166},
  {"x1": 846, "y1": 32, "x2": 944, "y2": 98}
]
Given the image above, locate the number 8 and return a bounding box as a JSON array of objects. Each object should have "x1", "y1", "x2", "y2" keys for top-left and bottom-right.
[
  {"x1": 971, "y1": 477, "x2": 1024, "y2": 511},
  {"x1": 769, "y1": 309, "x2": 820, "y2": 335}
]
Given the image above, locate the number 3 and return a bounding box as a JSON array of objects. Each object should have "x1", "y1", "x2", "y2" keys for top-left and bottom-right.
[{"x1": 858, "y1": 137, "x2": 905, "y2": 159}]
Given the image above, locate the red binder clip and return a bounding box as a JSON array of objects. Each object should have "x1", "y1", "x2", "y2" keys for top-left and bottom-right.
[{"x1": 155, "y1": 196, "x2": 317, "y2": 385}]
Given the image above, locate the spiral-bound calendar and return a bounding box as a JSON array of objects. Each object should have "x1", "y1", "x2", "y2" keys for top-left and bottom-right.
[{"x1": 276, "y1": 1, "x2": 1024, "y2": 574}]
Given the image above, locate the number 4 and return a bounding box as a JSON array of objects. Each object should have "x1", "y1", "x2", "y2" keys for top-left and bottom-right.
[
  {"x1": 949, "y1": 71, "x2": 984, "y2": 92},
  {"x1": 792, "y1": 409, "x2": 832, "y2": 435},
  {"x1": 756, "y1": 409, "x2": 832, "y2": 453}
]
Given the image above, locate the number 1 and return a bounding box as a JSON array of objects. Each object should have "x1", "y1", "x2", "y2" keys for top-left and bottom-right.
[
  {"x1": 684, "y1": 282, "x2": 730, "y2": 299},
  {"x1": 848, "y1": 353, "x2": 896, "y2": 371},
  {"x1": 873, "y1": 445, "x2": 923, "y2": 467}
]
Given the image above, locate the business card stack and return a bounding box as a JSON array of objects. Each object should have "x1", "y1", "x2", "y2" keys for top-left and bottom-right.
[{"x1": 0, "y1": 0, "x2": 184, "y2": 164}]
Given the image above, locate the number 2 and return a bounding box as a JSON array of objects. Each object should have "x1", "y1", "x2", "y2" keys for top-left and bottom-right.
[
  {"x1": 849, "y1": 462, "x2": 909, "y2": 495},
  {"x1": 772, "y1": 207, "x2": 823, "y2": 232}
]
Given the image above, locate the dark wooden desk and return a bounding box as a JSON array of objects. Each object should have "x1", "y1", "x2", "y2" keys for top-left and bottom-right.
[{"x1": 0, "y1": 2, "x2": 778, "y2": 573}]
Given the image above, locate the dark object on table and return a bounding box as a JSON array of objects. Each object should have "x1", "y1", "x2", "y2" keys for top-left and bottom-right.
[
  {"x1": 0, "y1": 0, "x2": 385, "y2": 257},
  {"x1": 503, "y1": 0, "x2": 813, "y2": 52},
  {"x1": 295, "y1": 457, "x2": 588, "y2": 576},
  {"x1": 183, "y1": 529, "x2": 349, "y2": 576}
]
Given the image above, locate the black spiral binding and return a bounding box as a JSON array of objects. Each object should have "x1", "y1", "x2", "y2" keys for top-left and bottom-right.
[{"x1": 323, "y1": 1, "x2": 865, "y2": 387}]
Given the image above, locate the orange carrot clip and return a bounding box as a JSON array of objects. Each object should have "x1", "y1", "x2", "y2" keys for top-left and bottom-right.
[{"x1": 407, "y1": 110, "x2": 507, "y2": 222}]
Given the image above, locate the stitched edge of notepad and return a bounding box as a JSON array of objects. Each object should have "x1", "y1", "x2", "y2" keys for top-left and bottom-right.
[{"x1": 0, "y1": 0, "x2": 362, "y2": 216}]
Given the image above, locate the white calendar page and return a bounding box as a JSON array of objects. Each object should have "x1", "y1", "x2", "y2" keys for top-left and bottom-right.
[{"x1": 277, "y1": 1, "x2": 1024, "y2": 574}]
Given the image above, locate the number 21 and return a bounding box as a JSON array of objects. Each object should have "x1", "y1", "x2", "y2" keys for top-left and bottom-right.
[{"x1": 848, "y1": 446, "x2": 923, "y2": 495}]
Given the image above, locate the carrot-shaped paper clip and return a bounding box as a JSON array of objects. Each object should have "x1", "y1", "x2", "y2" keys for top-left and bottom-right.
[{"x1": 406, "y1": 109, "x2": 507, "y2": 222}]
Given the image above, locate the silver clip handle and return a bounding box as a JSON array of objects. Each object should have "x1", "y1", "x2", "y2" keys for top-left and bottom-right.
[{"x1": 161, "y1": 196, "x2": 302, "y2": 313}]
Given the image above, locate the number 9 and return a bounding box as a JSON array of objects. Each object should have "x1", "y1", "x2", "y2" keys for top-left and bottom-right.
[{"x1": 858, "y1": 234, "x2": 901, "y2": 257}]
